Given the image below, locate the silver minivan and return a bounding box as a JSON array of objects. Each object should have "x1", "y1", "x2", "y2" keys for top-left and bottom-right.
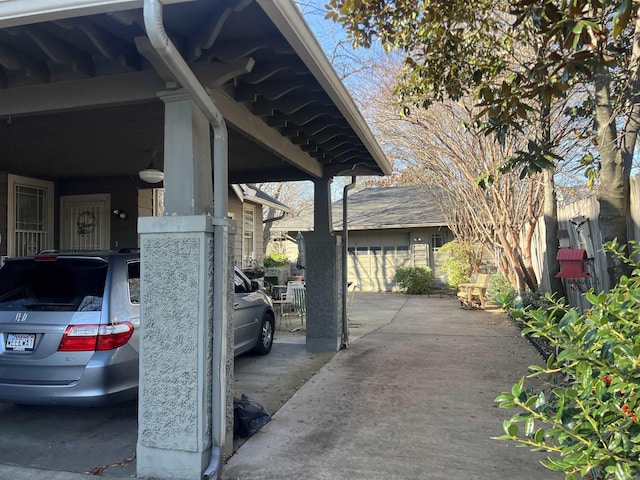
[{"x1": 0, "y1": 251, "x2": 274, "y2": 406}]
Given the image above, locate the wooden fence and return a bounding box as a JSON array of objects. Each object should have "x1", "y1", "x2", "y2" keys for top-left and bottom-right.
[{"x1": 531, "y1": 174, "x2": 640, "y2": 311}]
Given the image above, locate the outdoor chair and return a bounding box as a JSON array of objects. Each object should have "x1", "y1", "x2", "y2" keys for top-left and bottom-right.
[
  {"x1": 273, "y1": 281, "x2": 305, "y2": 330},
  {"x1": 289, "y1": 285, "x2": 306, "y2": 331},
  {"x1": 456, "y1": 273, "x2": 490, "y2": 309}
]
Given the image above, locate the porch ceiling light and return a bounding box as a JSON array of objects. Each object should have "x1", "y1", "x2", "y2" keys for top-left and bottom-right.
[
  {"x1": 138, "y1": 165, "x2": 164, "y2": 183},
  {"x1": 139, "y1": 149, "x2": 164, "y2": 183}
]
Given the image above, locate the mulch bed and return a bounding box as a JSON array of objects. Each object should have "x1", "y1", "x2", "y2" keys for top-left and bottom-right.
[{"x1": 506, "y1": 314, "x2": 555, "y2": 360}]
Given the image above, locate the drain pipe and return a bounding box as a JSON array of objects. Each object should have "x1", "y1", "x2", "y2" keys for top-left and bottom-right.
[
  {"x1": 341, "y1": 176, "x2": 356, "y2": 349},
  {"x1": 143, "y1": 0, "x2": 228, "y2": 477}
]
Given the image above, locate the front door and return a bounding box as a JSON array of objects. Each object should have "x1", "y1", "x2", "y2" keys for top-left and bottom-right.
[{"x1": 60, "y1": 194, "x2": 110, "y2": 251}]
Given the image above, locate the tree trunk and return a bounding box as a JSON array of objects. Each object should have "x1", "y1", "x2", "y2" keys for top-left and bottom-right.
[
  {"x1": 593, "y1": 64, "x2": 631, "y2": 287},
  {"x1": 543, "y1": 168, "x2": 565, "y2": 295},
  {"x1": 539, "y1": 98, "x2": 564, "y2": 296},
  {"x1": 535, "y1": 36, "x2": 565, "y2": 297},
  {"x1": 261, "y1": 183, "x2": 284, "y2": 254}
]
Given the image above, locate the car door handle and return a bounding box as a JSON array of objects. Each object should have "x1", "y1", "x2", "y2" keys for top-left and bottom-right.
[{"x1": 233, "y1": 303, "x2": 239, "y2": 309}]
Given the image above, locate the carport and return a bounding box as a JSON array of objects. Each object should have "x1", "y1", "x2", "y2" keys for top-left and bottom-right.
[{"x1": 0, "y1": 1, "x2": 390, "y2": 478}]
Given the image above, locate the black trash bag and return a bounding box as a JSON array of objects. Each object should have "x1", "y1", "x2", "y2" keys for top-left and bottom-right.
[{"x1": 234, "y1": 394, "x2": 271, "y2": 438}]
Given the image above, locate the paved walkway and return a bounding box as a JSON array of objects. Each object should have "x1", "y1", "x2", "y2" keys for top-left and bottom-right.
[
  {"x1": 223, "y1": 293, "x2": 563, "y2": 480},
  {"x1": 0, "y1": 293, "x2": 563, "y2": 479}
]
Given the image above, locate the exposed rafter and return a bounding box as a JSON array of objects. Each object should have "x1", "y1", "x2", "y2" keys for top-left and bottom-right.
[
  {"x1": 187, "y1": 0, "x2": 252, "y2": 62},
  {"x1": 234, "y1": 79, "x2": 303, "y2": 102},
  {"x1": 322, "y1": 138, "x2": 355, "y2": 152},
  {"x1": 0, "y1": 42, "x2": 50, "y2": 85},
  {"x1": 23, "y1": 24, "x2": 94, "y2": 77},
  {"x1": 242, "y1": 63, "x2": 293, "y2": 85},
  {"x1": 55, "y1": 18, "x2": 141, "y2": 70},
  {"x1": 283, "y1": 119, "x2": 345, "y2": 138},
  {"x1": 0, "y1": 0, "x2": 389, "y2": 182},
  {"x1": 313, "y1": 129, "x2": 351, "y2": 144},
  {"x1": 203, "y1": 40, "x2": 275, "y2": 64},
  {"x1": 253, "y1": 92, "x2": 325, "y2": 116},
  {"x1": 191, "y1": 59, "x2": 256, "y2": 88}
]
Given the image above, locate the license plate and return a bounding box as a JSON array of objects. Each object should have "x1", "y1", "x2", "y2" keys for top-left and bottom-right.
[{"x1": 6, "y1": 333, "x2": 36, "y2": 351}]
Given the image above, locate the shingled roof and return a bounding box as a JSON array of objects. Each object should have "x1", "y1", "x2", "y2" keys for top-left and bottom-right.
[{"x1": 276, "y1": 185, "x2": 447, "y2": 232}]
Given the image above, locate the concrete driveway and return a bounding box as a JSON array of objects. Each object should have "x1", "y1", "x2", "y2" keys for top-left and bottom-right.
[
  {"x1": 0, "y1": 293, "x2": 563, "y2": 479},
  {"x1": 223, "y1": 294, "x2": 564, "y2": 480},
  {"x1": 0, "y1": 331, "x2": 334, "y2": 478}
]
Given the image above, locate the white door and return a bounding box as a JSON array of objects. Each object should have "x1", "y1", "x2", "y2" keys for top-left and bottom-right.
[
  {"x1": 7, "y1": 175, "x2": 54, "y2": 257},
  {"x1": 60, "y1": 194, "x2": 111, "y2": 250}
]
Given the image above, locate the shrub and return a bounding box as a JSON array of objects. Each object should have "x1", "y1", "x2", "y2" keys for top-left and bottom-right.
[
  {"x1": 395, "y1": 266, "x2": 433, "y2": 294},
  {"x1": 439, "y1": 240, "x2": 483, "y2": 288},
  {"x1": 263, "y1": 253, "x2": 290, "y2": 268},
  {"x1": 487, "y1": 273, "x2": 515, "y2": 304},
  {"x1": 518, "y1": 289, "x2": 555, "y2": 310},
  {"x1": 494, "y1": 241, "x2": 640, "y2": 479},
  {"x1": 492, "y1": 282, "x2": 553, "y2": 311}
]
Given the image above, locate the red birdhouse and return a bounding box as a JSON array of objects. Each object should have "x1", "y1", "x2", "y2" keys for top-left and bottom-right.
[{"x1": 556, "y1": 249, "x2": 589, "y2": 278}]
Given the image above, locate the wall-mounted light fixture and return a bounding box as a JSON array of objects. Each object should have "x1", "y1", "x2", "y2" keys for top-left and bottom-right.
[
  {"x1": 112, "y1": 209, "x2": 128, "y2": 219},
  {"x1": 138, "y1": 150, "x2": 164, "y2": 183}
]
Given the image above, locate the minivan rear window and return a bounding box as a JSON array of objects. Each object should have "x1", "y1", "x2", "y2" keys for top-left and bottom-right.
[{"x1": 0, "y1": 258, "x2": 108, "y2": 312}]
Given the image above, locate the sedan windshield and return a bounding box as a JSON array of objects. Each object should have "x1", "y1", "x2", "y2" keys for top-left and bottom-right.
[{"x1": 0, "y1": 258, "x2": 108, "y2": 312}]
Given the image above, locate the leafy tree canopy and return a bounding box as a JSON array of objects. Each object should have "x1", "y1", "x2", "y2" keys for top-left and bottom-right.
[
  {"x1": 326, "y1": 0, "x2": 637, "y2": 170},
  {"x1": 326, "y1": 0, "x2": 640, "y2": 284}
]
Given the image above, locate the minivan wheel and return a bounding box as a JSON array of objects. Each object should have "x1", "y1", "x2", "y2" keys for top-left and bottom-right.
[{"x1": 254, "y1": 313, "x2": 274, "y2": 355}]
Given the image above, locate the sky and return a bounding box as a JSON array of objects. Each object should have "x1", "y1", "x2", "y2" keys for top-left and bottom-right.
[{"x1": 295, "y1": 2, "x2": 640, "y2": 183}]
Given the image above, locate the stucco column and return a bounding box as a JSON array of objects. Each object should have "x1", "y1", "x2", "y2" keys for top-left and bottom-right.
[
  {"x1": 137, "y1": 90, "x2": 221, "y2": 479},
  {"x1": 306, "y1": 177, "x2": 343, "y2": 352},
  {"x1": 160, "y1": 90, "x2": 213, "y2": 216},
  {"x1": 137, "y1": 216, "x2": 214, "y2": 479}
]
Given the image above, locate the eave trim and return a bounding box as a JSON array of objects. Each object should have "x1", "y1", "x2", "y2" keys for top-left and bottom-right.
[{"x1": 256, "y1": 0, "x2": 391, "y2": 176}]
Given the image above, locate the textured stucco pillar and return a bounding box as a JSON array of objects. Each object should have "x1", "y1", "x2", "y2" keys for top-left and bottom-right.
[
  {"x1": 305, "y1": 233, "x2": 343, "y2": 352},
  {"x1": 137, "y1": 216, "x2": 213, "y2": 479},
  {"x1": 305, "y1": 177, "x2": 343, "y2": 352}
]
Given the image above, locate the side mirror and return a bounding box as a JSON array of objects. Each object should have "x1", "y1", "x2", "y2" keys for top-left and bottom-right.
[{"x1": 250, "y1": 280, "x2": 260, "y2": 292}]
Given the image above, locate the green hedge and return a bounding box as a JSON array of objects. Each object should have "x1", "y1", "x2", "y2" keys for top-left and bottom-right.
[
  {"x1": 395, "y1": 266, "x2": 433, "y2": 294},
  {"x1": 263, "y1": 253, "x2": 290, "y2": 268},
  {"x1": 494, "y1": 240, "x2": 640, "y2": 479}
]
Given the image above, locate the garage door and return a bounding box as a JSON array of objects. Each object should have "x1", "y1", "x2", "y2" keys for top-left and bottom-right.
[{"x1": 347, "y1": 245, "x2": 413, "y2": 292}]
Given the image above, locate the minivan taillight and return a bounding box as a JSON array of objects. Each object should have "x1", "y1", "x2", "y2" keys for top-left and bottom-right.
[{"x1": 58, "y1": 323, "x2": 134, "y2": 351}]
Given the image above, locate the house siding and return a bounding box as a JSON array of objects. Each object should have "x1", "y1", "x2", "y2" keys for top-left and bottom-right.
[
  {"x1": 228, "y1": 196, "x2": 264, "y2": 269},
  {"x1": 138, "y1": 188, "x2": 154, "y2": 219},
  {"x1": 228, "y1": 196, "x2": 244, "y2": 266},
  {"x1": 346, "y1": 227, "x2": 453, "y2": 292},
  {"x1": 253, "y1": 205, "x2": 264, "y2": 262},
  {"x1": 2, "y1": 176, "x2": 272, "y2": 265}
]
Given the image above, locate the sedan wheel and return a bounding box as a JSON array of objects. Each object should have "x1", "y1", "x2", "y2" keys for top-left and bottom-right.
[{"x1": 254, "y1": 313, "x2": 274, "y2": 355}]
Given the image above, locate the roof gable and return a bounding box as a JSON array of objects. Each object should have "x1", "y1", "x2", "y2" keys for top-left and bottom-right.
[{"x1": 277, "y1": 185, "x2": 447, "y2": 232}]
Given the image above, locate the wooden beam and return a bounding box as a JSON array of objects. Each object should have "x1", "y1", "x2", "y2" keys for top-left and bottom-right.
[
  {"x1": 23, "y1": 25, "x2": 94, "y2": 77},
  {"x1": 55, "y1": 18, "x2": 141, "y2": 70},
  {"x1": 234, "y1": 80, "x2": 302, "y2": 102},
  {"x1": 0, "y1": 43, "x2": 50, "y2": 84},
  {"x1": 210, "y1": 88, "x2": 323, "y2": 178}
]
